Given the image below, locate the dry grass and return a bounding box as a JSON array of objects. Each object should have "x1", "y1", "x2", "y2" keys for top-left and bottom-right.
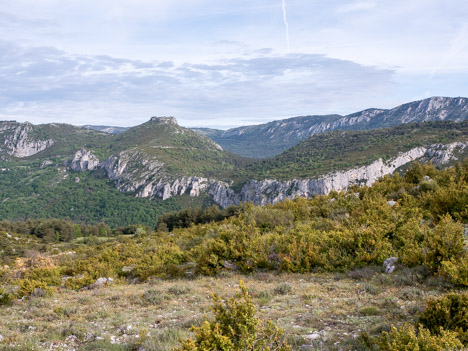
[{"x1": 0, "y1": 268, "x2": 462, "y2": 351}]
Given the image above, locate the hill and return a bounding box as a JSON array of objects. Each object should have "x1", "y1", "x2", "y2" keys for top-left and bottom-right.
[
  {"x1": 0, "y1": 162, "x2": 466, "y2": 350},
  {"x1": 0, "y1": 116, "x2": 467, "y2": 226},
  {"x1": 193, "y1": 96, "x2": 468, "y2": 158},
  {"x1": 239, "y1": 121, "x2": 468, "y2": 181}
]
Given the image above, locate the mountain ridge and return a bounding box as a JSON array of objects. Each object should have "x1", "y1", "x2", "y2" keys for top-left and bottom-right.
[
  {"x1": 1, "y1": 100, "x2": 467, "y2": 226},
  {"x1": 193, "y1": 96, "x2": 468, "y2": 158}
]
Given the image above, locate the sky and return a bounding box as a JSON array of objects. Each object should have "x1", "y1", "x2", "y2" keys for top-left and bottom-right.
[{"x1": 0, "y1": 0, "x2": 467, "y2": 129}]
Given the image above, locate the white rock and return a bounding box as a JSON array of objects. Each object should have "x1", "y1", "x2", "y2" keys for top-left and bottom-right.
[
  {"x1": 71, "y1": 149, "x2": 100, "y2": 171},
  {"x1": 383, "y1": 257, "x2": 398, "y2": 274},
  {"x1": 2, "y1": 122, "x2": 54, "y2": 157}
]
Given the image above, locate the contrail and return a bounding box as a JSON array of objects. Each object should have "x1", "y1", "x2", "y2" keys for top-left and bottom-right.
[{"x1": 281, "y1": 0, "x2": 290, "y2": 50}]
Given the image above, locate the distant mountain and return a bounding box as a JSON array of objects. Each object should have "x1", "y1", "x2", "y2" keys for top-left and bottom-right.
[
  {"x1": 82, "y1": 125, "x2": 129, "y2": 135},
  {"x1": 0, "y1": 109, "x2": 467, "y2": 226},
  {"x1": 193, "y1": 97, "x2": 468, "y2": 158}
]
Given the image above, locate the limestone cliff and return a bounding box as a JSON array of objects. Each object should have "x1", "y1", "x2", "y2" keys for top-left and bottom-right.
[
  {"x1": 1, "y1": 122, "x2": 54, "y2": 158},
  {"x1": 98, "y1": 140, "x2": 467, "y2": 208},
  {"x1": 70, "y1": 149, "x2": 100, "y2": 171}
]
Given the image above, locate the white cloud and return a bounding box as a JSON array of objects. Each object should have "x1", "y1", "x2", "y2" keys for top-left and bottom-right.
[
  {"x1": 0, "y1": 0, "x2": 467, "y2": 127},
  {"x1": 0, "y1": 41, "x2": 395, "y2": 127}
]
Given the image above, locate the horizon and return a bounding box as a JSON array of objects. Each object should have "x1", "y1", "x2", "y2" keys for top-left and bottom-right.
[
  {"x1": 1, "y1": 1, "x2": 468, "y2": 128},
  {"x1": 2, "y1": 95, "x2": 465, "y2": 130}
]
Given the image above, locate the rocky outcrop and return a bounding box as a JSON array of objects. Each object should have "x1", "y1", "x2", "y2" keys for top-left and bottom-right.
[
  {"x1": 208, "y1": 142, "x2": 467, "y2": 207},
  {"x1": 424, "y1": 141, "x2": 468, "y2": 164},
  {"x1": 136, "y1": 176, "x2": 217, "y2": 200},
  {"x1": 209, "y1": 147, "x2": 427, "y2": 207},
  {"x1": 98, "y1": 140, "x2": 467, "y2": 208},
  {"x1": 383, "y1": 257, "x2": 398, "y2": 274},
  {"x1": 70, "y1": 149, "x2": 100, "y2": 171},
  {"x1": 79, "y1": 277, "x2": 113, "y2": 291},
  {"x1": 101, "y1": 149, "x2": 165, "y2": 193},
  {"x1": 2, "y1": 122, "x2": 54, "y2": 157}
]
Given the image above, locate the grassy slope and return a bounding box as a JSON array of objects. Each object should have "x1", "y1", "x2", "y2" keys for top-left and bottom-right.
[
  {"x1": 111, "y1": 118, "x2": 251, "y2": 178},
  {"x1": 238, "y1": 121, "x2": 468, "y2": 181},
  {"x1": 0, "y1": 270, "x2": 452, "y2": 350},
  {"x1": 0, "y1": 162, "x2": 467, "y2": 350}
]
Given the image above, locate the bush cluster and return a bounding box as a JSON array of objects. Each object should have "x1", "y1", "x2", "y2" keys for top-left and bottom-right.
[
  {"x1": 176, "y1": 281, "x2": 290, "y2": 351},
  {"x1": 375, "y1": 292, "x2": 468, "y2": 349},
  {"x1": 1, "y1": 162, "x2": 467, "y2": 299}
]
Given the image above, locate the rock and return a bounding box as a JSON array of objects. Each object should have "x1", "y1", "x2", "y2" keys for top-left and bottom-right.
[
  {"x1": 423, "y1": 176, "x2": 432, "y2": 181},
  {"x1": 80, "y1": 277, "x2": 113, "y2": 291},
  {"x1": 2, "y1": 122, "x2": 54, "y2": 157},
  {"x1": 223, "y1": 260, "x2": 239, "y2": 271},
  {"x1": 40, "y1": 160, "x2": 53, "y2": 168},
  {"x1": 99, "y1": 140, "x2": 467, "y2": 209},
  {"x1": 121, "y1": 265, "x2": 136, "y2": 273},
  {"x1": 387, "y1": 200, "x2": 397, "y2": 207},
  {"x1": 71, "y1": 148, "x2": 100, "y2": 171},
  {"x1": 383, "y1": 257, "x2": 398, "y2": 274},
  {"x1": 0, "y1": 334, "x2": 3, "y2": 342},
  {"x1": 306, "y1": 332, "x2": 321, "y2": 340},
  {"x1": 31, "y1": 288, "x2": 46, "y2": 297},
  {"x1": 75, "y1": 177, "x2": 80, "y2": 183}
]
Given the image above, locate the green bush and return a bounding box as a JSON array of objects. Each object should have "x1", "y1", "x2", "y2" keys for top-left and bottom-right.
[
  {"x1": 0, "y1": 287, "x2": 11, "y2": 305},
  {"x1": 16, "y1": 279, "x2": 51, "y2": 298},
  {"x1": 422, "y1": 215, "x2": 465, "y2": 273},
  {"x1": 440, "y1": 254, "x2": 468, "y2": 287},
  {"x1": 176, "y1": 281, "x2": 290, "y2": 351},
  {"x1": 418, "y1": 293, "x2": 468, "y2": 345},
  {"x1": 378, "y1": 324, "x2": 463, "y2": 351}
]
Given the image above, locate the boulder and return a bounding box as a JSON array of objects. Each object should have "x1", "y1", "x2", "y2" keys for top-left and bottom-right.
[
  {"x1": 80, "y1": 277, "x2": 113, "y2": 291},
  {"x1": 383, "y1": 257, "x2": 398, "y2": 274}
]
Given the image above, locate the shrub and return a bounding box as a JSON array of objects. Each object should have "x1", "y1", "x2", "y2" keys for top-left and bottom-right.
[
  {"x1": 176, "y1": 281, "x2": 290, "y2": 351},
  {"x1": 418, "y1": 293, "x2": 468, "y2": 345},
  {"x1": 440, "y1": 257, "x2": 468, "y2": 287},
  {"x1": 273, "y1": 283, "x2": 293, "y2": 296},
  {"x1": 142, "y1": 289, "x2": 170, "y2": 306},
  {"x1": 423, "y1": 215, "x2": 465, "y2": 273},
  {"x1": 378, "y1": 324, "x2": 463, "y2": 351},
  {"x1": 16, "y1": 279, "x2": 51, "y2": 298},
  {"x1": 0, "y1": 287, "x2": 11, "y2": 305}
]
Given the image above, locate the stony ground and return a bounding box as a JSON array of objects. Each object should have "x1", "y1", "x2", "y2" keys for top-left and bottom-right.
[{"x1": 0, "y1": 267, "x2": 463, "y2": 351}]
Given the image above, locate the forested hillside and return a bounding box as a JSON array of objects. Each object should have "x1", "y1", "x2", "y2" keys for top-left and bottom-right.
[{"x1": 237, "y1": 121, "x2": 468, "y2": 181}]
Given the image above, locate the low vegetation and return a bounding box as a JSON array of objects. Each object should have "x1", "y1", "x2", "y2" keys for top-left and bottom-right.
[{"x1": 0, "y1": 161, "x2": 467, "y2": 349}]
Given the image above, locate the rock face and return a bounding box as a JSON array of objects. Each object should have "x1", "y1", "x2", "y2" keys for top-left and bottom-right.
[
  {"x1": 424, "y1": 142, "x2": 468, "y2": 164},
  {"x1": 101, "y1": 149, "x2": 165, "y2": 193},
  {"x1": 195, "y1": 96, "x2": 468, "y2": 158},
  {"x1": 98, "y1": 140, "x2": 467, "y2": 208},
  {"x1": 209, "y1": 147, "x2": 427, "y2": 207},
  {"x1": 1, "y1": 122, "x2": 54, "y2": 157},
  {"x1": 70, "y1": 149, "x2": 100, "y2": 171}
]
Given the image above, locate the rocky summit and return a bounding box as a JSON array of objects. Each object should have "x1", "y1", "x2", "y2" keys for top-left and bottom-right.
[{"x1": 192, "y1": 96, "x2": 468, "y2": 158}]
